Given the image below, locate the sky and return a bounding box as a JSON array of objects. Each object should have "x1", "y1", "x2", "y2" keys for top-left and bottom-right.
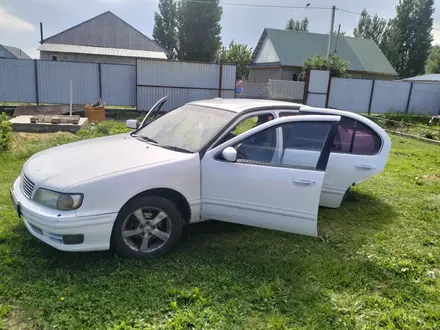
[{"x1": 1, "y1": 0, "x2": 440, "y2": 59}]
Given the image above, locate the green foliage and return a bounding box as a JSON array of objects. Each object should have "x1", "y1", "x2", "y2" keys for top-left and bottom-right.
[
  {"x1": 301, "y1": 54, "x2": 349, "y2": 78},
  {"x1": 177, "y1": 0, "x2": 222, "y2": 62},
  {"x1": 153, "y1": 0, "x2": 178, "y2": 59},
  {"x1": 386, "y1": 0, "x2": 434, "y2": 78},
  {"x1": 285, "y1": 17, "x2": 309, "y2": 31},
  {"x1": 425, "y1": 45, "x2": 440, "y2": 74},
  {"x1": 76, "y1": 121, "x2": 131, "y2": 139},
  {"x1": 382, "y1": 111, "x2": 433, "y2": 125},
  {"x1": 216, "y1": 41, "x2": 252, "y2": 79},
  {"x1": 0, "y1": 112, "x2": 12, "y2": 152},
  {"x1": 353, "y1": 9, "x2": 390, "y2": 47}
]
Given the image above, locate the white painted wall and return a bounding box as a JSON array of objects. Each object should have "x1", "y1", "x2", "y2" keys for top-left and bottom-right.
[
  {"x1": 254, "y1": 37, "x2": 280, "y2": 63},
  {"x1": 268, "y1": 80, "x2": 305, "y2": 100}
]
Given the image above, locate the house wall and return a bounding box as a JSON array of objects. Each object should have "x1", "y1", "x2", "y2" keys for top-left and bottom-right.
[
  {"x1": 0, "y1": 46, "x2": 15, "y2": 59},
  {"x1": 349, "y1": 71, "x2": 394, "y2": 81},
  {"x1": 280, "y1": 67, "x2": 302, "y2": 80},
  {"x1": 40, "y1": 51, "x2": 136, "y2": 65},
  {"x1": 248, "y1": 67, "x2": 283, "y2": 82},
  {"x1": 254, "y1": 36, "x2": 279, "y2": 63},
  {"x1": 43, "y1": 12, "x2": 164, "y2": 52}
]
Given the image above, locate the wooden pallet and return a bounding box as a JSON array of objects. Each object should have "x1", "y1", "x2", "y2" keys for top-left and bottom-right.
[{"x1": 30, "y1": 115, "x2": 80, "y2": 124}]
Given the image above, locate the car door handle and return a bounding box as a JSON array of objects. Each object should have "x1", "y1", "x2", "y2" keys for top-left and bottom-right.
[
  {"x1": 293, "y1": 179, "x2": 316, "y2": 187},
  {"x1": 355, "y1": 164, "x2": 376, "y2": 171}
]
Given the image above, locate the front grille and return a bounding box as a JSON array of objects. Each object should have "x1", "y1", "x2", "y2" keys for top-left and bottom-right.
[{"x1": 21, "y1": 173, "x2": 35, "y2": 199}]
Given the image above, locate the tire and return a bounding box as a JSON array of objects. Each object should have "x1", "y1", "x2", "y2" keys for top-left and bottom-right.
[
  {"x1": 112, "y1": 196, "x2": 183, "y2": 259},
  {"x1": 342, "y1": 187, "x2": 351, "y2": 203}
]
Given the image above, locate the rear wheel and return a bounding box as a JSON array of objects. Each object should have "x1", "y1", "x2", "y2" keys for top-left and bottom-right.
[
  {"x1": 112, "y1": 196, "x2": 183, "y2": 259},
  {"x1": 342, "y1": 187, "x2": 351, "y2": 203}
]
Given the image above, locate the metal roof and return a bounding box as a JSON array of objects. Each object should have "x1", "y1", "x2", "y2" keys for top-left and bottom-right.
[
  {"x1": 402, "y1": 74, "x2": 440, "y2": 82},
  {"x1": 189, "y1": 98, "x2": 305, "y2": 113},
  {"x1": 251, "y1": 29, "x2": 397, "y2": 76},
  {"x1": 37, "y1": 43, "x2": 167, "y2": 59},
  {"x1": 0, "y1": 44, "x2": 31, "y2": 59}
]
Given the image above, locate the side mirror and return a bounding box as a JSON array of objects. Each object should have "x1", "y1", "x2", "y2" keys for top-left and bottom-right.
[
  {"x1": 222, "y1": 147, "x2": 237, "y2": 162},
  {"x1": 126, "y1": 119, "x2": 139, "y2": 129}
]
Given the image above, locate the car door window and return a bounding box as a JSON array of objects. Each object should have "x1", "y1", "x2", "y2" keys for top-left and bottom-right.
[
  {"x1": 216, "y1": 112, "x2": 275, "y2": 146},
  {"x1": 352, "y1": 121, "x2": 381, "y2": 155},
  {"x1": 333, "y1": 117, "x2": 356, "y2": 153},
  {"x1": 234, "y1": 125, "x2": 277, "y2": 163},
  {"x1": 231, "y1": 121, "x2": 333, "y2": 170}
]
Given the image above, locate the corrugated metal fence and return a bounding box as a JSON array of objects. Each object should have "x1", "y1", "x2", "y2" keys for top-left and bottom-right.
[
  {"x1": 136, "y1": 59, "x2": 235, "y2": 111},
  {"x1": 305, "y1": 69, "x2": 440, "y2": 115},
  {"x1": 0, "y1": 58, "x2": 236, "y2": 109}
]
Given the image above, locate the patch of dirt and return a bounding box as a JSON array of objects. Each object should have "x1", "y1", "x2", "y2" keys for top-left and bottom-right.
[
  {"x1": 423, "y1": 174, "x2": 440, "y2": 182},
  {"x1": 12, "y1": 132, "x2": 75, "y2": 149},
  {"x1": 6, "y1": 309, "x2": 33, "y2": 330}
]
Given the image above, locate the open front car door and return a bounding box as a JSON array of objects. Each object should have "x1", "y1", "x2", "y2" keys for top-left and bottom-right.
[{"x1": 201, "y1": 115, "x2": 340, "y2": 237}]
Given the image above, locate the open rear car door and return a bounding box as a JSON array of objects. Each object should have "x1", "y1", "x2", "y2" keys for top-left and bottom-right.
[{"x1": 201, "y1": 115, "x2": 340, "y2": 236}]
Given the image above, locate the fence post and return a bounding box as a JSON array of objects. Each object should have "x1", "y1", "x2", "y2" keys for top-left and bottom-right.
[
  {"x1": 98, "y1": 63, "x2": 102, "y2": 99},
  {"x1": 135, "y1": 58, "x2": 138, "y2": 110},
  {"x1": 405, "y1": 82, "x2": 413, "y2": 113},
  {"x1": 368, "y1": 79, "x2": 375, "y2": 115},
  {"x1": 325, "y1": 71, "x2": 332, "y2": 108},
  {"x1": 303, "y1": 69, "x2": 310, "y2": 104},
  {"x1": 34, "y1": 59, "x2": 39, "y2": 105},
  {"x1": 218, "y1": 63, "x2": 223, "y2": 98}
]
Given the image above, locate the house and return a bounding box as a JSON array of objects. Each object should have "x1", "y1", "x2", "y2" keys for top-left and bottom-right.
[
  {"x1": 402, "y1": 74, "x2": 440, "y2": 84},
  {"x1": 38, "y1": 11, "x2": 167, "y2": 65},
  {"x1": 0, "y1": 44, "x2": 31, "y2": 59},
  {"x1": 248, "y1": 29, "x2": 397, "y2": 82}
]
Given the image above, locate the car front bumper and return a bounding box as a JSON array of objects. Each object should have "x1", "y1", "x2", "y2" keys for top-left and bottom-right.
[{"x1": 11, "y1": 176, "x2": 117, "y2": 252}]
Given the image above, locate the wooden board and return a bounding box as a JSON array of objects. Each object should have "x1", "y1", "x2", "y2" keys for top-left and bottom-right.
[
  {"x1": 13, "y1": 105, "x2": 85, "y2": 117},
  {"x1": 30, "y1": 115, "x2": 80, "y2": 124}
]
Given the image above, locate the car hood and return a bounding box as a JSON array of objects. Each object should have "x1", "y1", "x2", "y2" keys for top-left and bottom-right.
[{"x1": 23, "y1": 134, "x2": 187, "y2": 189}]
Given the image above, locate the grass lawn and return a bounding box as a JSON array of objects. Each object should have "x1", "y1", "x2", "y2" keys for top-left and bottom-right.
[{"x1": 0, "y1": 125, "x2": 440, "y2": 329}]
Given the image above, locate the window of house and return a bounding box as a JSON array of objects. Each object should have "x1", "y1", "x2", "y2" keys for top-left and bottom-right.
[
  {"x1": 51, "y1": 55, "x2": 58, "y2": 61},
  {"x1": 292, "y1": 73, "x2": 300, "y2": 81},
  {"x1": 351, "y1": 121, "x2": 381, "y2": 155}
]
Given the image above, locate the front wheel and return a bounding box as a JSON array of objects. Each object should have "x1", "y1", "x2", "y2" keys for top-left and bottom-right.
[{"x1": 112, "y1": 196, "x2": 183, "y2": 259}]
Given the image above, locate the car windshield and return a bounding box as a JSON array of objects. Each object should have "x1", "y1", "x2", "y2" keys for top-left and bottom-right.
[{"x1": 134, "y1": 104, "x2": 235, "y2": 152}]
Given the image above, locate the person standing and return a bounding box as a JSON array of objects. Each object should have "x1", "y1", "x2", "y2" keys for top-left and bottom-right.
[{"x1": 235, "y1": 78, "x2": 243, "y2": 98}]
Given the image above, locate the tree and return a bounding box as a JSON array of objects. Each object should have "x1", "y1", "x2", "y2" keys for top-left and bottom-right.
[
  {"x1": 177, "y1": 0, "x2": 222, "y2": 62},
  {"x1": 285, "y1": 17, "x2": 309, "y2": 31},
  {"x1": 425, "y1": 45, "x2": 440, "y2": 73},
  {"x1": 153, "y1": 0, "x2": 178, "y2": 59},
  {"x1": 216, "y1": 41, "x2": 253, "y2": 79},
  {"x1": 388, "y1": 0, "x2": 434, "y2": 77},
  {"x1": 301, "y1": 55, "x2": 349, "y2": 78},
  {"x1": 353, "y1": 9, "x2": 390, "y2": 46}
]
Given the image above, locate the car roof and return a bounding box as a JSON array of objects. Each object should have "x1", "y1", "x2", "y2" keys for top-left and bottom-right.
[{"x1": 188, "y1": 98, "x2": 305, "y2": 113}]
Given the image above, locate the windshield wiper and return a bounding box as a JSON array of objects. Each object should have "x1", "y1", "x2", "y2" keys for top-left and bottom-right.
[
  {"x1": 131, "y1": 134, "x2": 158, "y2": 144},
  {"x1": 159, "y1": 145, "x2": 192, "y2": 153}
]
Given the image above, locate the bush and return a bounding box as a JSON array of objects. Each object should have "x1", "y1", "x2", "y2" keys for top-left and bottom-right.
[
  {"x1": 76, "y1": 120, "x2": 131, "y2": 139},
  {"x1": 0, "y1": 112, "x2": 12, "y2": 152}
]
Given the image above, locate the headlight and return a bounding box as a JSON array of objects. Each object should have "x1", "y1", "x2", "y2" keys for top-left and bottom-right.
[{"x1": 33, "y1": 188, "x2": 83, "y2": 210}]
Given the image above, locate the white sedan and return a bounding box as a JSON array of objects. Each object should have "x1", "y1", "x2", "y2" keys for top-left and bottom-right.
[{"x1": 10, "y1": 98, "x2": 391, "y2": 258}]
